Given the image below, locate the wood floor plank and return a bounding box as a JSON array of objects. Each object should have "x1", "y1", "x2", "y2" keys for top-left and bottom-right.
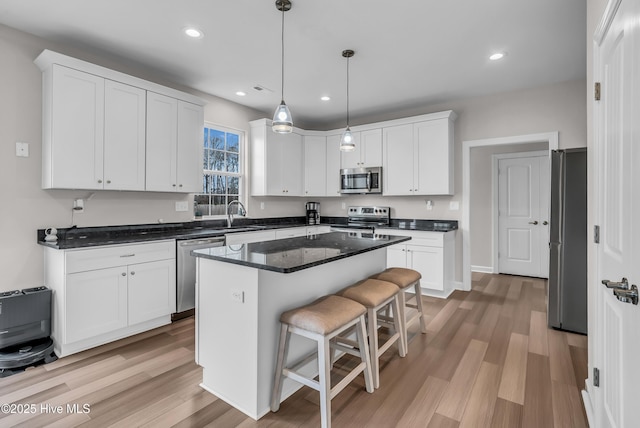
[
  {"x1": 570, "y1": 344, "x2": 589, "y2": 389},
  {"x1": 458, "y1": 361, "x2": 501, "y2": 428},
  {"x1": 528, "y1": 310, "x2": 549, "y2": 356},
  {"x1": 522, "y1": 353, "x2": 554, "y2": 428},
  {"x1": 497, "y1": 333, "x2": 529, "y2": 405},
  {"x1": 428, "y1": 322, "x2": 476, "y2": 381},
  {"x1": 427, "y1": 413, "x2": 460, "y2": 428},
  {"x1": 395, "y1": 376, "x2": 449, "y2": 427},
  {"x1": 473, "y1": 302, "x2": 501, "y2": 343},
  {"x1": 483, "y1": 315, "x2": 513, "y2": 366},
  {"x1": 566, "y1": 332, "x2": 588, "y2": 348},
  {"x1": 505, "y1": 277, "x2": 524, "y2": 301},
  {"x1": 436, "y1": 339, "x2": 489, "y2": 421},
  {"x1": 427, "y1": 299, "x2": 463, "y2": 333},
  {"x1": 551, "y1": 380, "x2": 588, "y2": 428},
  {"x1": 548, "y1": 328, "x2": 577, "y2": 386},
  {"x1": 491, "y1": 397, "x2": 524, "y2": 428}
]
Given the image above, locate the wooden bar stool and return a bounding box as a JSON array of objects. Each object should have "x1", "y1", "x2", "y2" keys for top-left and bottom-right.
[
  {"x1": 370, "y1": 267, "x2": 427, "y2": 353},
  {"x1": 271, "y1": 295, "x2": 374, "y2": 428},
  {"x1": 338, "y1": 278, "x2": 406, "y2": 389}
]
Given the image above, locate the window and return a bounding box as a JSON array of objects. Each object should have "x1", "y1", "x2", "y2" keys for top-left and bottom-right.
[{"x1": 194, "y1": 124, "x2": 244, "y2": 217}]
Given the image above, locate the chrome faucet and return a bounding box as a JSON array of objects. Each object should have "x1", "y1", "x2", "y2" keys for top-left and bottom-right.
[{"x1": 227, "y1": 200, "x2": 247, "y2": 228}]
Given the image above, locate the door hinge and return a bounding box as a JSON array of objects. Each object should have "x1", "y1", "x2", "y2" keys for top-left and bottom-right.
[
  {"x1": 594, "y1": 367, "x2": 600, "y2": 387},
  {"x1": 595, "y1": 82, "x2": 601, "y2": 101},
  {"x1": 594, "y1": 225, "x2": 600, "y2": 244}
]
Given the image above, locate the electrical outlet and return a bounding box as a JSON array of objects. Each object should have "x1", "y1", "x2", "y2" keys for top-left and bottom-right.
[
  {"x1": 449, "y1": 201, "x2": 460, "y2": 211},
  {"x1": 426, "y1": 200, "x2": 433, "y2": 210},
  {"x1": 341, "y1": 202, "x2": 346, "y2": 209},
  {"x1": 260, "y1": 202, "x2": 265, "y2": 210},
  {"x1": 15, "y1": 142, "x2": 29, "y2": 157},
  {"x1": 175, "y1": 201, "x2": 189, "y2": 212},
  {"x1": 230, "y1": 289, "x2": 244, "y2": 303}
]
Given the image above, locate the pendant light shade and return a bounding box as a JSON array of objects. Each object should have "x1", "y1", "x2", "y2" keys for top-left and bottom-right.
[
  {"x1": 340, "y1": 49, "x2": 355, "y2": 151},
  {"x1": 273, "y1": 0, "x2": 293, "y2": 134}
]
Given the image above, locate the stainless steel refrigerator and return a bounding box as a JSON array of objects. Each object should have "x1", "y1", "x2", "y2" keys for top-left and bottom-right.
[{"x1": 548, "y1": 148, "x2": 587, "y2": 334}]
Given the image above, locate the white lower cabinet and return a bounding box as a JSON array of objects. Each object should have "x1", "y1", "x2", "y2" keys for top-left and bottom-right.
[
  {"x1": 45, "y1": 240, "x2": 176, "y2": 357},
  {"x1": 380, "y1": 229, "x2": 455, "y2": 298}
]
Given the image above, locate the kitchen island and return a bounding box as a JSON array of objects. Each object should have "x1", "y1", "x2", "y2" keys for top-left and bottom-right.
[{"x1": 192, "y1": 231, "x2": 410, "y2": 419}]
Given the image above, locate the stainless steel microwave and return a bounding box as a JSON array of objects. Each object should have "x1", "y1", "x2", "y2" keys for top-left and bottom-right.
[{"x1": 340, "y1": 167, "x2": 382, "y2": 194}]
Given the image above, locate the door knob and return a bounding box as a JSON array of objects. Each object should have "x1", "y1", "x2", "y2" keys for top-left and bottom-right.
[
  {"x1": 529, "y1": 221, "x2": 539, "y2": 225},
  {"x1": 602, "y1": 277, "x2": 629, "y2": 290},
  {"x1": 613, "y1": 285, "x2": 638, "y2": 305}
]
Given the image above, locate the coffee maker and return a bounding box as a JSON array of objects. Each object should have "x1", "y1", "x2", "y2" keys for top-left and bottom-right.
[{"x1": 306, "y1": 202, "x2": 320, "y2": 225}]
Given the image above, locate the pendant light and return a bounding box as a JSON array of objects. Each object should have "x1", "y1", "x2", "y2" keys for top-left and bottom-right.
[
  {"x1": 272, "y1": 0, "x2": 293, "y2": 133},
  {"x1": 340, "y1": 49, "x2": 355, "y2": 151}
]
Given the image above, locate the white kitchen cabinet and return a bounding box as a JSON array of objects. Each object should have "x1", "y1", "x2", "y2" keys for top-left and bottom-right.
[
  {"x1": 274, "y1": 227, "x2": 307, "y2": 239},
  {"x1": 42, "y1": 65, "x2": 105, "y2": 190},
  {"x1": 306, "y1": 225, "x2": 332, "y2": 236},
  {"x1": 146, "y1": 92, "x2": 203, "y2": 192},
  {"x1": 44, "y1": 240, "x2": 176, "y2": 357},
  {"x1": 340, "y1": 129, "x2": 382, "y2": 169},
  {"x1": 250, "y1": 119, "x2": 303, "y2": 196},
  {"x1": 379, "y1": 229, "x2": 455, "y2": 298},
  {"x1": 103, "y1": 79, "x2": 147, "y2": 190},
  {"x1": 326, "y1": 134, "x2": 343, "y2": 196},
  {"x1": 383, "y1": 112, "x2": 456, "y2": 196},
  {"x1": 225, "y1": 230, "x2": 277, "y2": 245},
  {"x1": 35, "y1": 50, "x2": 205, "y2": 193},
  {"x1": 303, "y1": 135, "x2": 327, "y2": 196}
]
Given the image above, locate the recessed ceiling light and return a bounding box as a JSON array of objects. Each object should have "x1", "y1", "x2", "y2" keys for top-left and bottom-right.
[
  {"x1": 184, "y1": 27, "x2": 204, "y2": 39},
  {"x1": 489, "y1": 52, "x2": 506, "y2": 61},
  {"x1": 321, "y1": 96, "x2": 331, "y2": 101},
  {"x1": 236, "y1": 91, "x2": 246, "y2": 97}
]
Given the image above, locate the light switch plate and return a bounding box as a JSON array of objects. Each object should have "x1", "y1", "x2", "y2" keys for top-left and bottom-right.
[
  {"x1": 175, "y1": 201, "x2": 189, "y2": 212},
  {"x1": 16, "y1": 142, "x2": 29, "y2": 157},
  {"x1": 230, "y1": 289, "x2": 244, "y2": 303},
  {"x1": 449, "y1": 201, "x2": 460, "y2": 211}
]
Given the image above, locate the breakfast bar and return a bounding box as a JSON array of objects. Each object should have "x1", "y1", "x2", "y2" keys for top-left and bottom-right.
[{"x1": 192, "y1": 231, "x2": 410, "y2": 419}]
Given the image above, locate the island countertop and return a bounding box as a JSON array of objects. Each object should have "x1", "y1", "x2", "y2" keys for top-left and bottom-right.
[{"x1": 191, "y1": 231, "x2": 411, "y2": 273}]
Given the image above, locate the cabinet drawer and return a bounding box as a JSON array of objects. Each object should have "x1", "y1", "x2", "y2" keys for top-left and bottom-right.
[
  {"x1": 274, "y1": 227, "x2": 307, "y2": 239},
  {"x1": 66, "y1": 240, "x2": 175, "y2": 274},
  {"x1": 376, "y1": 229, "x2": 444, "y2": 247}
]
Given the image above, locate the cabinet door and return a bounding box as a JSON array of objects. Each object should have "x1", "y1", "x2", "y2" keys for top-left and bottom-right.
[
  {"x1": 340, "y1": 132, "x2": 361, "y2": 169},
  {"x1": 326, "y1": 135, "x2": 342, "y2": 196},
  {"x1": 104, "y1": 80, "x2": 146, "y2": 190},
  {"x1": 408, "y1": 245, "x2": 444, "y2": 291},
  {"x1": 49, "y1": 65, "x2": 105, "y2": 189},
  {"x1": 361, "y1": 129, "x2": 383, "y2": 167},
  {"x1": 146, "y1": 92, "x2": 178, "y2": 191},
  {"x1": 304, "y1": 135, "x2": 327, "y2": 196},
  {"x1": 265, "y1": 133, "x2": 285, "y2": 195},
  {"x1": 177, "y1": 101, "x2": 204, "y2": 193},
  {"x1": 280, "y1": 132, "x2": 303, "y2": 196},
  {"x1": 128, "y1": 259, "x2": 176, "y2": 325},
  {"x1": 383, "y1": 124, "x2": 414, "y2": 195},
  {"x1": 66, "y1": 267, "x2": 128, "y2": 343},
  {"x1": 386, "y1": 244, "x2": 408, "y2": 268},
  {"x1": 274, "y1": 227, "x2": 307, "y2": 240},
  {"x1": 414, "y1": 119, "x2": 453, "y2": 195}
]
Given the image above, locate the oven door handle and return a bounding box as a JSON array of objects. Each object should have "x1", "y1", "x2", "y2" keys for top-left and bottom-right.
[{"x1": 366, "y1": 171, "x2": 372, "y2": 191}]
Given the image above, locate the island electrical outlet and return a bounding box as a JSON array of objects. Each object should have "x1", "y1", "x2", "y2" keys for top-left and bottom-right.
[{"x1": 230, "y1": 289, "x2": 244, "y2": 303}]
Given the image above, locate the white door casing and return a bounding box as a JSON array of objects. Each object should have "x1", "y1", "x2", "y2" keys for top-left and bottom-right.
[
  {"x1": 497, "y1": 153, "x2": 550, "y2": 278},
  {"x1": 588, "y1": 0, "x2": 640, "y2": 427}
]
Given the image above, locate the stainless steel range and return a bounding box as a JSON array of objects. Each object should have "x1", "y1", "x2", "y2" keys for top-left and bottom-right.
[{"x1": 331, "y1": 206, "x2": 390, "y2": 231}]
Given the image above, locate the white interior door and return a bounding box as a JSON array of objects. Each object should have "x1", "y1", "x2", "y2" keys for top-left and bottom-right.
[
  {"x1": 498, "y1": 155, "x2": 549, "y2": 277},
  {"x1": 591, "y1": 0, "x2": 640, "y2": 426}
]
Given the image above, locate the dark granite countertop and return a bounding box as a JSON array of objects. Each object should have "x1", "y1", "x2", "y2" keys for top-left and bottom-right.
[
  {"x1": 37, "y1": 217, "x2": 456, "y2": 250},
  {"x1": 192, "y1": 231, "x2": 411, "y2": 273}
]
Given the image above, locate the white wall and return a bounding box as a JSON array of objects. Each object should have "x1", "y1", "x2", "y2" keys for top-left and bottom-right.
[{"x1": 0, "y1": 22, "x2": 587, "y2": 293}]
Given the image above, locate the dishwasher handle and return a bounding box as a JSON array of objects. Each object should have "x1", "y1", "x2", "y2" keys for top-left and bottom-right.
[{"x1": 178, "y1": 237, "x2": 226, "y2": 247}]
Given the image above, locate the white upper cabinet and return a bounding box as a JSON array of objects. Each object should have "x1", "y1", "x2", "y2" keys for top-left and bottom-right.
[
  {"x1": 340, "y1": 129, "x2": 382, "y2": 169},
  {"x1": 35, "y1": 50, "x2": 205, "y2": 192},
  {"x1": 43, "y1": 65, "x2": 105, "y2": 189},
  {"x1": 325, "y1": 135, "x2": 342, "y2": 197},
  {"x1": 250, "y1": 119, "x2": 303, "y2": 196},
  {"x1": 383, "y1": 112, "x2": 456, "y2": 196},
  {"x1": 146, "y1": 93, "x2": 203, "y2": 193},
  {"x1": 303, "y1": 135, "x2": 327, "y2": 197},
  {"x1": 103, "y1": 79, "x2": 146, "y2": 191}
]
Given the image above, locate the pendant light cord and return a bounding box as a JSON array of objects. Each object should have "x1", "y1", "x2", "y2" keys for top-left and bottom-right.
[
  {"x1": 280, "y1": 5, "x2": 285, "y2": 102},
  {"x1": 346, "y1": 54, "x2": 350, "y2": 127}
]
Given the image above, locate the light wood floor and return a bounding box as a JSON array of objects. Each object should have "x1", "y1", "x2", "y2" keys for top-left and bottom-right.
[{"x1": 0, "y1": 272, "x2": 588, "y2": 427}]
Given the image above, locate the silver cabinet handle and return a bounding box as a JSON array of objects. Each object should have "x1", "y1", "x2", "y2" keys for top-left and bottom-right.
[
  {"x1": 172, "y1": 184, "x2": 177, "y2": 187},
  {"x1": 529, "y1": 221, "x2": 538, "y2": 225},
  {"x1": 130, "y1": 271, "x2": 135, "y2": 276},
  {"x1": 97, "y1": 179, "x2": 103, "y2": 184},
  {"x1": 543, "y1": 221, "x2": 549, "y2": 225},
  {"x1": 121, "y1": 272, "x2": 126, "y2": 276},
  {"x1": 120, "y1": 254, "x2": 135, "y2": 258},
  {"x1": 106, "y1": 180, "x2": 111, "y2": 184}
]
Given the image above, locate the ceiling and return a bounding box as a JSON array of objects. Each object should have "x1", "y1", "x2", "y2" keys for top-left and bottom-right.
[{"x1": 0, "y1": 0, "x2": 586, "y2": 129}]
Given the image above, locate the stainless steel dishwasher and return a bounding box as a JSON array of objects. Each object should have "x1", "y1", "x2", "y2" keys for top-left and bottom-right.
[{"x1": 175, "y1": 236, "x2": 226, "y2": 319}]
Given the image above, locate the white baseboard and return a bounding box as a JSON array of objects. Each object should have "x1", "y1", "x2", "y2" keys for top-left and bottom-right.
[
  {"x1": 581, "y1": 381, "x2": 594, "y2": 427},
  {"x1": 471, "y1": 265, "x2": 494, "y2": 273}
]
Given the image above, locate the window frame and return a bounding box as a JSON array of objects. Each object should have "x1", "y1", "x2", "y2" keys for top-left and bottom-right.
[{"x1": 195, "y1": 122, "x2": 247, "y2": 220}]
